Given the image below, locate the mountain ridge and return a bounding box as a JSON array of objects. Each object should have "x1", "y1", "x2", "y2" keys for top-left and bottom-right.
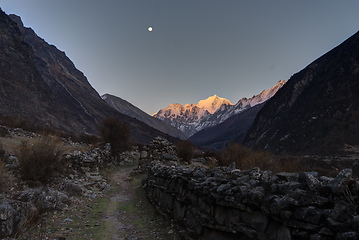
[
  {"x1": 244, "y1": 30, "x2": 359, "y2": 155},
  {"x1": 102, "y1": 94, "x2": 186, "y2": 139},
  {"x1": 152, "y1": 95, "x2": 233, "y2": 137},
  {"x1": 153, "y1": 81, "x2": 285, "y2": 138},
  {"x1": 197, "y1": 80, "x2": 286, "y2": 130},
  {"x1": 189, "y1": 102, "x2": 266, "y2": 151}
]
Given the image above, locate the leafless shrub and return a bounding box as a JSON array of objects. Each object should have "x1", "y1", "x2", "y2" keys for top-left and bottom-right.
[
  {"x1": 219, "y1": 143, "x2": 276, "y2": 170},
  {"x1": 176, "y1": 140, "x2": 196, "y2": 162},
  {"x1": 219, "y1": 143, "x2": 309, "y2": 173},
  {"x1": 17, "y1": 137, "x2": 64, "y2": 183},
  {"x1": 100, "y1": 117, "x2": 131, "y2": 156}
]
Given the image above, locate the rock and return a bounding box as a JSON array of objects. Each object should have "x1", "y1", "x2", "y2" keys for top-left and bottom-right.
[
  {"x1": 15, "y1": 188, "x2": 69, "y2": 211},
  {"x1": 287, "y1": 189, "x2": 329, "y2": 207},
  {"x1": 331, "y1": 201, "x2": 356, "y2": 222},
  {"x1": 163, "y1": 153, "x2": 177, "y2": 161},
  {"x1": 294, "y1": 206, "x2": 323, "y2": 224},
  {"x1": 249, "y1": 211, "x2": 268, "y2": 232},
  {"x1": 318, "y1": 227, "x2": 334, "y2": 236},
  {"x1": 249, "y1": 186, "x2": 266, "y2": 204},
  {"x1": 0, "y1": 200, "x2": 26, "y2": 238},
  {"x1": 86, "y1": 172, "x2": 103, "y2": 181},
  {"x1": 336, "y1": 232, "x2": 358, "y2": 240},
  {"x1": 277, "y1": 172, "x2": 299, "y2": 182},
  {"x1": 63, "y1": 218, "x2": 74, "y2": 223},
  {"x1": 326, "y1": 218, "x2": 352, "y2": 232},
  {"x1": 277, "y1": 225, "x2": 291, "y2": 240},
  {"x1": 63, "y1": 182, "x2": 83, "y2": 196},
  {"x1": 0, "y1": 200, "x2": 16, "y2": 237},
  {"x1": 0, "y1": 126, "x2": 10, "y2": 137},
  {"x1": 228, "y1": 162, "x2": 236, "y2": 171},
  {"x1": 140, "y1": 151, "x2": 148, "y2": 159},
  {"x1": 299, "y1": 172, "x2": 321, "y2": 190},
  {"x1": 217, "y1": 183, "x2": 232, "y2": 193},
  {"x1": 329, "y1": 169, "x2": 353, "y2": 193}
]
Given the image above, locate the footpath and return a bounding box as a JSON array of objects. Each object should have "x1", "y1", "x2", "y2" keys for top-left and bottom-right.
[{"x1": 21, "y1": 164, "x2": 182, "y2": 240}]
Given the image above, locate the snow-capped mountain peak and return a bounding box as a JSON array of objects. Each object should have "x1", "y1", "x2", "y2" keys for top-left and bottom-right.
[
  {"x1": 153, "y1": 94, "x2": 232, "y2": 137},
  {"x1": 196, "y1": 94, "x2": 233, "y2": 114},
  {"x1": 153, "y1": 80, "x2": 286, "y2": 138}
]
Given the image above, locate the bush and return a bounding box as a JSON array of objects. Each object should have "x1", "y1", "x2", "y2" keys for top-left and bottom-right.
[
  {"x1": 100, "y1": 118, "x2": 130, "y2": 156},
  {"x1": 219, "y1": 143, "x2": 278, "y2": 171},
  {"x1": 0, "y1": 142, "x2": 5, "y2": 161},
  {"x1": 219, "y1": 143, "x2": 309, "y2": 173},
  {"x1": 176, "y1": 140, "x2": 196, "y2": 162},
  {"x1": 17, "y1": 137, "x2": 63, "y2": 183}
]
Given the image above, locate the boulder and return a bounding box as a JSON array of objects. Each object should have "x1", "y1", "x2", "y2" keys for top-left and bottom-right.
[{"x1": 0, "y1": 200, "x2": 17, "y2": 237}]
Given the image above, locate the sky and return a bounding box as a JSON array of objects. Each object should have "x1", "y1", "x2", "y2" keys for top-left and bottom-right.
[{"x1": 1, "y1": 1, "x2": 359, "y2": 115}]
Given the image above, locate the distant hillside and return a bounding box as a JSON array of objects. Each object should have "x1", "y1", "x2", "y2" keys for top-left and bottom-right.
[
  {"x1": 245, "y1": 30, "x2": 359, "y2": 155},
  {"x1": 102, "y1": 94, "x2": 186, "y2": 139},
  {"x1": 189, "y1": 103, "x2": 265, "y2": 151}
]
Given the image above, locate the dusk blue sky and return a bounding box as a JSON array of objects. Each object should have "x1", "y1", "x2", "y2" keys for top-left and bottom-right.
[{"x1": 1, "y1": 1, "x2": 359, "y2": 114}]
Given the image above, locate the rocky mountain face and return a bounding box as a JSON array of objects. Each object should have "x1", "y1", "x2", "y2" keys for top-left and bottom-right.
[
  {"x1": 0, "y1": 10, "x2": 67, "y2": 131},
  {"x1": 153, "y1": 95, "x2": 233, "y2": 137},
  {"x1": 245, "y1": 30, "x2": 359, "y2": 155},
  {"x1": 0, "y1": 10, "x2": 176, "y2": 144},
  {"x1": 153, "y1": 81, "x2": 285, "y2": 138},
  {"x1": 102, "y1": 94, "x2": 186, "y2": 139},
  {"x1": 197, "y1": 80, "x2": 286, "y2": 131},
  {"x1": 189, "y1": 103, "x2": 265, "y2": 151}
]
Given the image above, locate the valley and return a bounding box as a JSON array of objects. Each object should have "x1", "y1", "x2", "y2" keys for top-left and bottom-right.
[{"x1": 1, "y1": 5, "x2": 359, "y2": 240}]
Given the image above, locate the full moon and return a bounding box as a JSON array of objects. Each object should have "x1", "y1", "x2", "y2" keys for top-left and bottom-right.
[{"x1": 148, "y1": 26, "x2": 153, "y2": 32}]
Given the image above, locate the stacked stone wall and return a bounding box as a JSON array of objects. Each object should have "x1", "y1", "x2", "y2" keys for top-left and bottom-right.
[{"x1": 143, "y1": 162, "x2": 359, "y2": 240}]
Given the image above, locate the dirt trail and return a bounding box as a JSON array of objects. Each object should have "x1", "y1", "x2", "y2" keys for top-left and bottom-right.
[
  {"x1": 22, "y1": 164, "x2": 182, "y2": 239},
  {"x1": 96, "y1": 165, "x2": 183, "y2": 240}
]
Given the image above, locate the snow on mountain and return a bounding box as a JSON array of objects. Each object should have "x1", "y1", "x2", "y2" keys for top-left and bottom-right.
[
  {"x1": 212, "y1": 80, "x2": 287, "y2": 123},
  {"x1": 153, "y1": 95, "x2": 233, "y2": 137},
  {"x1": 153, "y1": 80, "x2": 286, "y2": 138},
  {"x1": 197, "y1": 95, "x2": 233, "y2": 114}
]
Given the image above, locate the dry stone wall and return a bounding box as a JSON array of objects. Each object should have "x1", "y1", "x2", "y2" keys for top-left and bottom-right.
[{"x1": 143, "y1": 162, "x2": 359, "y2": 240}]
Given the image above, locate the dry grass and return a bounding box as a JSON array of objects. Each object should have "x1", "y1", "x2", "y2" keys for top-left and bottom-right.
[
  {"x1": 17, "y1": 137, "x2": 64, "y2": 183},
  {"x1": 219, "y1": 143, "x2": 309, "y2": 173}
]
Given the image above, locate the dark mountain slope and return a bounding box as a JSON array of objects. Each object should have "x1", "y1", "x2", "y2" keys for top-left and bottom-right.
[
  {"x1": 9, "y1": 13, "x2": 113, "y2": 135},
  {"x1": 189, "y1": 103, "x2": 264, "y2": 151},
  {"x1": 245, "y1": 30, "x2": 359, "y2": 155},
  {"x1": 0, "y1": 10, "x2": 176, "y2": 144},
  {"x1": 0, "y1": 9, "x2": 69, "y2": 130},
  {"x1": 102, "y1": 94, "x2": 186, "y2": 139}
]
